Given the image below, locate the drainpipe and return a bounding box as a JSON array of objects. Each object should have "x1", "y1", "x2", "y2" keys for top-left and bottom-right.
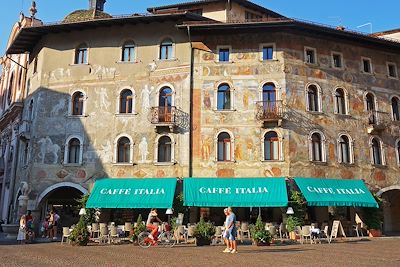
[{"x1": 186, "y1": 25, "x2": 194, "y2": 178}]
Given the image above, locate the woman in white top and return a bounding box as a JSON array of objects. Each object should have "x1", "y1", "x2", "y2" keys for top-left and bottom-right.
[{"x1": 17, "y1": 215, "x2": 26, "y2": 244}]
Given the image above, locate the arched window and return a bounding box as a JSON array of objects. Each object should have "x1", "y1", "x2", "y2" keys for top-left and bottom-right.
[
  {"x1": 122, "y1": 41, "x2": 135, "y2": 62},
  {"x1": 68, "y1": 138, "x2": 81, "y2": 164},
  {"x1": 217, "y1": 132, "x2": 232, "y2": 161},
  {"x1": 311, "y1": 132, "x2": 323, "y2": 162},
  {"x1": 307, "y1": 85, "x2": 320, "y2": 112},
  {"x1": 7, "y1": 72, "x2": 14, "y2": 105},
  {"x1": 338, "y1": 135, "x2": 351, "y2": 164},
  {"x1": 160, "y1": 38, "x2": 173, "y2": 60},
  {"x1": 264, "y1": 131, "x2": 279, "y2": 161},
  {"x1": 371, "y1": 138, "x2": 382, "y2": 165},
  {"x1": 117, "y1": 137, "x2": 131, "y2": 163},
  {"x1": 335, "y1": 88, "x2": 347, "y2": 115},
  {"x1": 119, "y1": 89, "x2": 133, "y2": 114},
  {"x1": 391, "y1": 97, "x2": 400, "y2": 121},
  {"x1": 18, "y1": 69, "x2": 23, "y2": 89},
  {"x1": 72, "y1": 91, "x2": 84, "y2": 115},
  {"x1": 397, "y1": 140, "x2": 400, "y2": 166},
  {"x1": 158, "y1": 87, "x2": 173, "y2": 122},
  {"x1": 217, "y1": 84, "x2": 231, "y2": 110},
  {"x1": 158, "y1": 136, "x2": 172, "y2": 162},
  {"x1": 75, "y1": 43, "x2": 88, "y2": 64},
  {"x1": 366, "y1": 93, "x2": 376, "y2": 124}
]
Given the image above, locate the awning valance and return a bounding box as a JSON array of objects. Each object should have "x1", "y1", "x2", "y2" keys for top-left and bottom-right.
[
  {"x1": 86, "y1": 178, "x2": 177, "y2": 209},
  {"x1": 294, "y1": 178, "x2": 378, "y2": 208},
  {"x1": 184, "y1": 178, "x2": 288, "y2": 207}
]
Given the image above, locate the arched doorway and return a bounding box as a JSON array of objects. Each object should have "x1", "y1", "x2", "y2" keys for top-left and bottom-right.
[
  {"x1": 37, "y1": 182, "x2": 87, "y2": 229},
  {"x1": 377, "y1": 186, "x2": 400, "y2": 234}
]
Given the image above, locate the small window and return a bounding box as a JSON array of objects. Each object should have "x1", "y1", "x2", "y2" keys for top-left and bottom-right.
[
  {"x1": 307, "y1": 85, "x2": 320, "y2": 112},
  {"x1": 33, "y1": 57, "x2": 38, "y2": 74},
  {"x1": 217, "y1": 132, "x2": 232, "y2": 162},
  {"x1": 264, "y1": 131, "x2": 279, "y2": 161},
  {"x1": 262, "y1": 46, "x2": 274, "y2": 61},
  {"x1": 160, "y1": 38, "x2": 173, "y2": 60},
  {"x1": 72, "y1": 91, "x2": 84, "y2": 116},
  {"x1": 311, "y1": 133, "x2": 323, "y2": 162},
  {"x1": 305, "y1": 48, "x2": 316, "y2": 64},
  {"x1": 7, "y1": 72, "x2": 14, "y2": 106},
  {"x1": 332, "y1": 53, "x2": 342, "y2": 68},
  {"x1": 388, "y1": 63, "x2": 398, "y2": 78},
  {"x1": 392, "y1": 97, "x2": 400, "y2": 121},
  {"x1": 366, "y1": 93, "x2": 376, "y2": 124},
  {"x1": 119, "y1": 89, "x2": 133, "y2": 114},
  {"x1": 362, "y1": 58, "x2": 372, "y2": 73},
  {"x1": 397, "y1": 140, "x2": 400, "y2": 166},
  {"x1": 217, "y1": 84, "x2": 231, "y2": 110},
  {"x1": 219, "y1": 48, "x2": 230, "y2": 62},
  {"x1": 158, "y1": 136, "x2": 172, "y2": 163},
  {"x1": 75, "y1": 43, "x2": 88, "y2": 64},
  {"x1": 122, "y1": 42, "x2": 135, "y2": 62},
  {"x1": 117, "y1": 137, "x2": 131, "y2": 163},
  {"x1": 68, "y1": 138, "x2": 81, "y2": 164},
  {"x1": 338, "y1": 135, "x2": 351, "y2": 164},
  {"x1": 335, "y1": 88, "x2": 347, "y2": 115},
  {"x1": 371, "y1": 138, "x2": 382, "y2": 165}
]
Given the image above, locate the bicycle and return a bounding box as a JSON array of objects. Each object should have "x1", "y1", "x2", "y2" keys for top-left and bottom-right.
[{"x1": 137, "y1": 223, "x2": 176, "y2": 248}]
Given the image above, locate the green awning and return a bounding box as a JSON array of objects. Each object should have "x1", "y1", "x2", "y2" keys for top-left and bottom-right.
[
  {"x1": 184, "y1": 178, "x2": 288, "y2": 207},
  {"x1": 86, "y1": 178, "x2": 177, "y2": 209},
  {"x1": 294, "y1": 178, "x2": 378, "y2": 208}
]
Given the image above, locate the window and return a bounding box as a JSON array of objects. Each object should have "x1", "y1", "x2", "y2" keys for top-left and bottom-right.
[
  {"x1": 371, "y1": 138, "x2": 383, "y2": 165},
  {"x1": 392, "y1": 97, "x2": 400, "y2": 121},
  {"x1": 121, "y1": 41, "x2": 135, "y2": 62},
  {"x1": 72, "y1": 91, "x2": 84, "y2": 115},
  {"x1": 388, "y1": 63, "x2": 398, "y2": 78},
  {"x1": 68, "y1": 138, "x2": 81, "y2": 164},
  {"x1": 33, "y1": 57, "x2": 38, "y2": 74},
  {"x1": 362, "y1": 58, "x2": 372, "y2": 73},
  {"x1": 217, "y1": 132, "x2": 232, "y2": 162},
  {"x1": 335, "y1": 88, "x2": 347, "y2": 115},
  {"x1": 311, "y1": 133, "x2": 323, "y2": 162},
  {"x1": 158, "y1": 87, "x2": 173, "y2": 122},
  {"x1": 217, "y1": 84, "x2": 231, "y2": 110},
  {"x1": 7, "y1": 72, "x2": 14, "y2": 106},
  {"x1": 263, "y1": 46, "x2": 274, "y2": 61},
  {"x1": 117, "y1": 137, "x2": 131, "y2": 163},
  {"x1": 264, "y1": 131, "x2": 279, "y2": 161},
  {"x1": 366, "y1": 93, "x2": 376, "y2": 124},
  {"x1": 160, "y1": 38, "x2": 173, "y2": 60},
  {"x1": 305, "y1": 47, "x2": 316, "y2": 64},
  {"x1": 307, "y1": 84, "x2": 320, "y2": 112},
  {"x1": 245, "y1": 11, "x2": 262, "y2": 20},
  {"x1": 332, "y1": 52, "x2": 342, "y2": 68},
  {"x1": 397, "y1": 140, "x2": 400, "y2": 166},
  {"x1": 119, "y1": 89, "x2": 133, "y2": 114},
  {"x1": 338, "y1": 135, "x2": 351, "y2": 164},
  {"x1": 158, "y1": 136, "x2": 172, "y2": 163},
  {"x1": 219, "y1": 48, "x2": 230, "y2": 62},
  {"x1": 74, "y1": 43, "x2": 88, "y2": 64}
]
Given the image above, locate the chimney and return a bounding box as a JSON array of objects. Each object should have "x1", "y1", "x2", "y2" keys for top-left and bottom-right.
[{"x1": 89, "y1": 0, "x2": 106, "y2": 11}]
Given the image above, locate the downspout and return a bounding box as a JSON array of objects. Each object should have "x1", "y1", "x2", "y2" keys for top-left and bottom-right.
[{"x1": 186, "y1": 25, "x2": 194, "y2": 178}]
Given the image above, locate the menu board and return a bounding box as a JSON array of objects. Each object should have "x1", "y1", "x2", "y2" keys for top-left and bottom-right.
[{"x1": 329, "y1": 220, "x2": 346, "y2": 243}]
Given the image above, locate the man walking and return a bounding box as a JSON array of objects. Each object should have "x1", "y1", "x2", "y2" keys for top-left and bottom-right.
[
  {"x1": 222, "y1": 208, "x2": 231, "y2": 253},
  {"x1": 226, "y1": 207, "x2": 238, "y2": 254}
]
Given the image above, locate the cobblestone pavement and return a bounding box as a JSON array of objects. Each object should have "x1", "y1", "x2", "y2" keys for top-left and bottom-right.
[{"x1": 1, "y1": 238, "x2": 400, "y2": 267}]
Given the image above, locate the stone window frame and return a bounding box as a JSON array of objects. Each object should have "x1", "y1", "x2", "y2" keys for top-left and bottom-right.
[
  {"x1": 158, "y1": 36, "x2": 176, "y2": 61},
  {"x1": 364, "y1": 91, "x2": 379, "y2": 124},
  {"x1": 333, "y1": 87, "x2": 349, "y2": 115},
  {"x1": 68, "y1": 89, "x2": 88, "y2": 117},
  {"x1": 331, "y1": 51, "x2": 344, "y2": 69},
  {"x1": 154, "y1": 133, "x2": 175, "y2": 165},
  {"x1": 395, "y1": 138, "x2": 400, "y2": 167},
  {"x1": 113, "y1": 134, "x2": 134, "y2": 165},
  {"x1": 361, "y1": 57, "x2": 373, "y2": 74},
  {"x1": 116, "y1": 86, "x2": 137, "y2": 115},
  {"x1": 216, "y1": 45, "x2": 233, "y2": 63},
  {"x1": 259, "y1": 43, "x2": 277, "y2": 61},
  {"x1": 258, "y1": 80, "x2": 281, "y2": 102},
  {"x1": 214, "y1": 129, "x2": 235, "y2": 162},
  {"x1": 155, "y1": 83, "x2": 176, "y2": 107},
  {"x1": 305, "y1": 82, "x2": 323, "y2": 113},
  {"x1": 63, "y1": 135, "x2": 84, "y2": 166},
  {"x1": 308, "y1": 130, "x2": 327, "y2": 163},
  {"x1": 390, "y1": 95, "x2": 400, "y2": 122},
  {"x1": 214, "y1": 81, "x2": 235, "y2": 112},
  {"x1": 120, "y1": 39, "x2": 137, "y2": 63},
  {"x1": 304, "y1": 46, "x2": 317, "y2": 65},
  {"x1": 386, "y1": 62, "x2": 398, "y2": 79},
  {"x1": 73, "y1": 42, "x2": 90, "y2": 65},
  {"x1": 369, "y1": 136, "x2": 386, "y2": 166},
  {"x1": 260, "y1": 129, "x2": 284, "y2": 162},
  {"x1": 336, "y1": 133, "x2": 354, "y2": 164}
]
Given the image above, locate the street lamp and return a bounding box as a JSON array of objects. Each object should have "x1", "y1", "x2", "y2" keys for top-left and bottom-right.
[
  {"x1": 286, "y1": 207, "x2": 294, "y2": 215},
  {"x1": 166, "y1": 208, "x2": 173, "y2": 224},
  {"x1": 79, "y1": 208, "x2": 86, "y2": 216}
]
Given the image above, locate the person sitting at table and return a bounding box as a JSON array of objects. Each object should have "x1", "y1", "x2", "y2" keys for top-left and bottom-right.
[{"x1": 146, "y1": 209, "x2": 162, "y2": 243}]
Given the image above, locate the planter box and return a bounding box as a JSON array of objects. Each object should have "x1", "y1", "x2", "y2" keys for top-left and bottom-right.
[
  {"x1": 368, "y1": 229, "x2": 382, "y2": 237},
  {"x1": 1, "y1": 224, "x2": 19, "y2": 239},
  {"x1": 255, "y1": 241, "x2": 270, "y2": 246},
  {"x1": 195, "y1": 238, "x2": 211, "y2": 246}
]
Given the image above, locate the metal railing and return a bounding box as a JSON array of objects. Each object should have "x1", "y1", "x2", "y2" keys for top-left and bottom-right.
[
  {"x1": 255, "y1": 101, "x2": 284, "y2": 121},
  {"x1": 150, "y1": 106, "x2": 182, "y2": 125}
]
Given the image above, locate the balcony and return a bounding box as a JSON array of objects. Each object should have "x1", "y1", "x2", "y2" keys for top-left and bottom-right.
[
  {"x1": 366, "y1": 110, "x2": 385, "y2": 134},
  {"x1": 149, "y1": 106, "x2": 188, "y2": 132},
  {"x1": 255, "y1": 101, "x2": 284, "y2": 126},
  {"x1": 19, "y1": 120, "x2": 31, "y2": 140}
]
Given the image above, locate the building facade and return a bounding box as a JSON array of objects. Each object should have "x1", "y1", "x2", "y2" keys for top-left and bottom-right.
[{"x1": 2, "y1": 0, "x2": 400, "y2": 232}]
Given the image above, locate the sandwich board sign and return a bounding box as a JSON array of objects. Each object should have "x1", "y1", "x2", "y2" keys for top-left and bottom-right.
[{"x1": 329, "y1": 220, "x2": 346, "y2": 243}]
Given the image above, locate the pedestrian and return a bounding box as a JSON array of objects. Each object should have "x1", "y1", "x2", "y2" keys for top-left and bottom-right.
[
  {"x1": 222, "y1": 208, "x2": 231, "y2": 253},
  {"x1": 52, "y1": 209, "x2": 60, "y2": 240},
  {"x1": 17, "y1": 215, "x2": 26, "y2": 244},
  {"x1": 25, "y1": 210, "x2": 35, "y2": 243},
  {"x1": 48, "y1": 211, "x2": 54, "y2": 239},
  {"x1": 227, "y1": 207, "x2": 238, "y2": 254}
]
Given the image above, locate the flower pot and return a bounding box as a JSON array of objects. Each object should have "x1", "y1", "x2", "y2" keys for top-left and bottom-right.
[
  {"x1": 255, "y1": 241, "x2": 270, "y2": 246},
  {"x1": 368, "y1": 229, "x2": 382, "y2": 237},
  {"x1": 195, "y1": 237, "x2": 211, "y2": 246},
  {"x1": 289, "y1": 231, "x2": 297, "y2": 240}
]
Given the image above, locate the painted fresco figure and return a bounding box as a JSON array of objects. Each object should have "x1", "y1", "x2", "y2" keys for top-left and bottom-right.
[{"x1": 139, "y1": 137, "x2": 149, "y2": 162}]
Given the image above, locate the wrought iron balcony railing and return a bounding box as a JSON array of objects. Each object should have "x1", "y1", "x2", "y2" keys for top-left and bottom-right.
[
  {"x1": 150, "y1": 106, "x2": 188, "y2": 130},
  {"x1": 255, "y1": 100, "x2": 284, "y2": 122}
]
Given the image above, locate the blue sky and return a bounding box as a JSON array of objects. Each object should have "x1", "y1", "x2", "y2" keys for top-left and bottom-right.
[{"x1": 1, "y1": 0, "x2": 399, "y2": 54}]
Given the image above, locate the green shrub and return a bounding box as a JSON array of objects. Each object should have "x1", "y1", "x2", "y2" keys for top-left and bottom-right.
[
  {"x1": 69, "y1": 215, "x2": 90, "y2": 246},
  {"x1": 132, "y1": 214, "x2": 146, "y2": 240},
  {"x1": 193, "y1": 216, "x2": 215, "y2": 240},
  {"x1": 249, "y1": 215, "x2": 271, "y2": 244},
  {"x1": 286, "y1": 215, "x2": 302, "y2": 232}
]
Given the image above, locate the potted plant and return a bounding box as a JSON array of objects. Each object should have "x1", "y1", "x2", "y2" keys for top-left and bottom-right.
[
  {"x1": 68, "y1": 194, "x2": 94, "y2": 246},
  {"x1": 249, "y1": 215, "x2": 272, "y2": 246},
  {"x1": 193, "y1": 216, "x2": 215, "y2": 246},
  {"x1": 363, "y1": 195, "x2": 383, "y2": 237},
  {"x1": 286, "y1": 215, "x2": 301, "y2": 240},
  {"x1": 131, "y1": 214, "x2": 146, "y2": 243}
]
